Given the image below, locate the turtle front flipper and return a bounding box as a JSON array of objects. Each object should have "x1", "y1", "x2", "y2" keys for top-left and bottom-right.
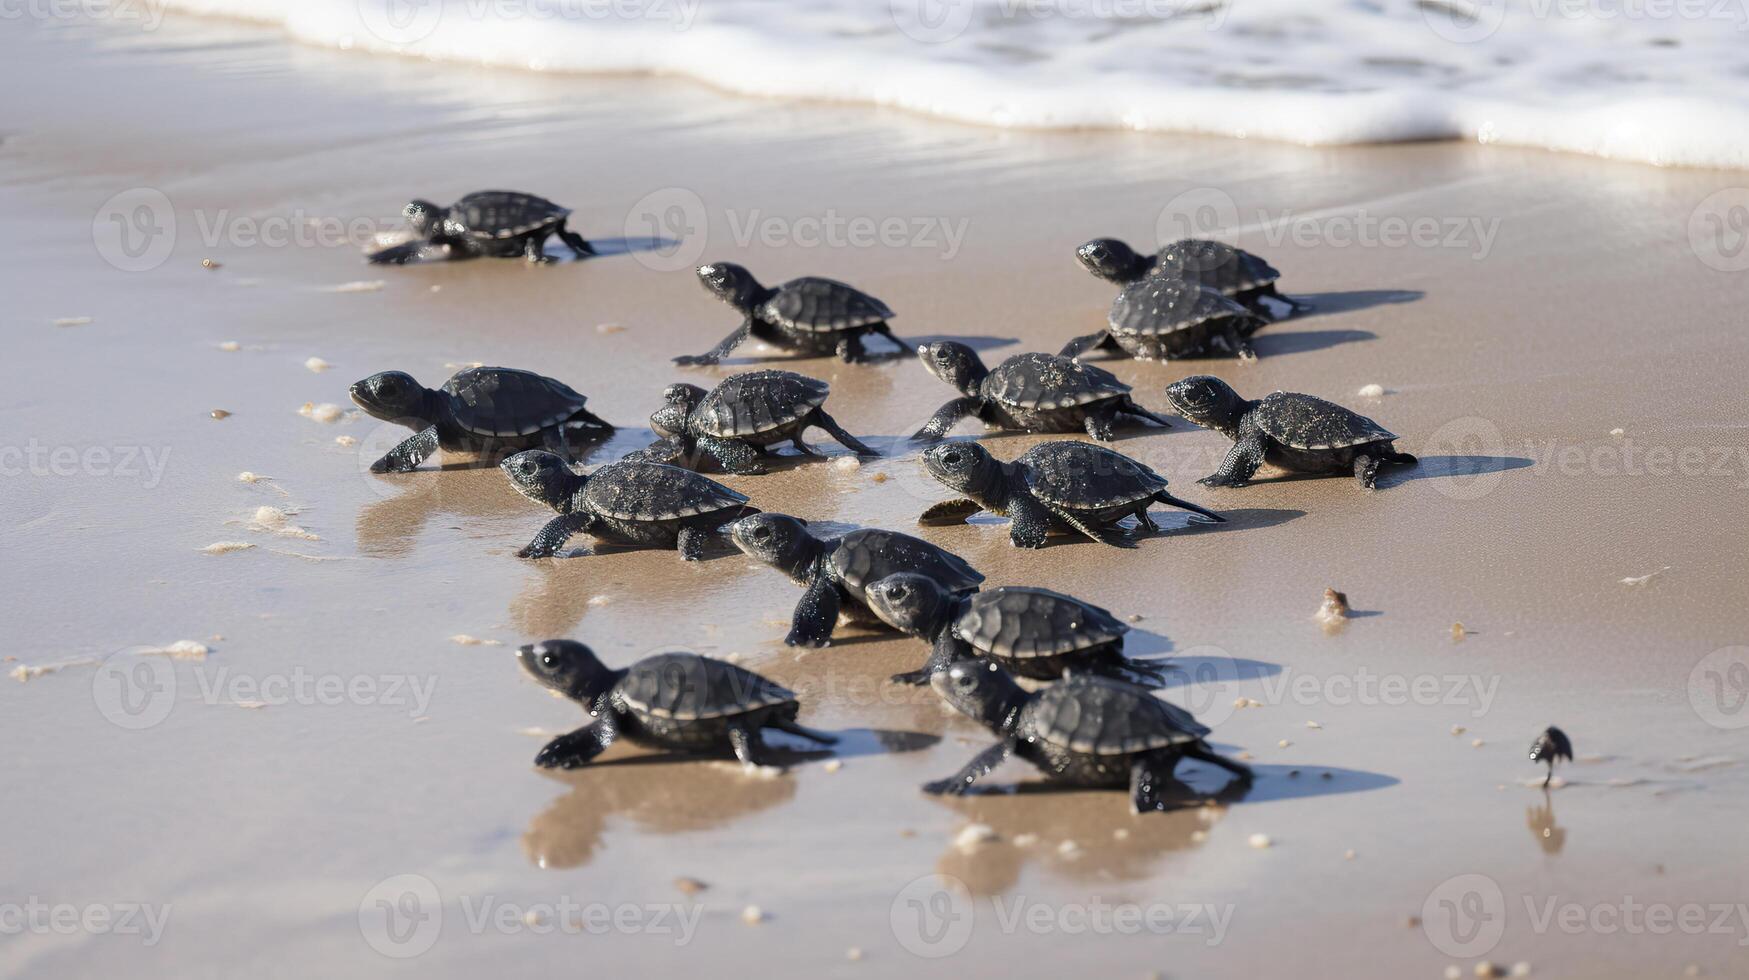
[
  {"x1": 918, "y1": 497, "x2": 982, "y2": 526},
  {"x1": 726, "y1": 722, "x2": 775, "y2": 769},
  {"x1": 1083, "y1": 404, "x2": 1120, "y2": 442},
  {"x1": 370, "y1": 426, "x2": 440, "y2": 473},
  {"x1": 697, "y1": 435, "x2": 763, "y2": 475},
  {"x1": 1058, "y1": 330, "x2": 1112, "y2": 360},
  {"x1": 674, "y1": 318, "x2": 752, "y2": 366},
  {"x1": 1354, "y1": 454, "x2": 1382, "y2": 491},
  {"x1": 1117, "y1": 397, "x2": 1176, "y2": 430},
  {"x1": 523, "y1": 236, "x2": 557, "y2": 264},
  {"x1": 518, "y1": 512, "x2": 600, "y2": 559},
  {"x1": 913, "y1": 397, "x2": 983, "y2": 442},
  {"x1": 1130, "y1": 752, "x2": 1186, "y2": 813},
  {"x1": 675, "y1": 526, "x2": 713, "y2": 561},
  {"x1": 535, "y1": 716, "x2": 620, "y2": 769},
  {"x1": 923, "y1": 738, "x2": 1015, "y2": 796},
  {"x1": 809, "y1": 408, "x2": 881, "y2": 457},
  {"x1": 1199, "y1": 424, "x2": 1267, "y2": 488},
  {"x1": 367, "y1": 241, "x2": 428, "y2": 265},
  {"x1": 786, "y1": 573, "x2": 842, "y2": 648},
  {"x1": 768, "y1": 715, "x2": 838, "y2": 744},
  {"x1": 557, "y1": 221, "x2": 595, "y2": 258},
  {"x1": 1006, "y1": 493, "x2": 1056, "y2": 549},
  {"x1": 1153, "y1": 490, "x2": 1226, "y2": 524}
]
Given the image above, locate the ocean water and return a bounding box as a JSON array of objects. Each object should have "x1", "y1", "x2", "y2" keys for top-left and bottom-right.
[{"x1": 162, "y1": 0, "x2": 1749, "y2": 168}]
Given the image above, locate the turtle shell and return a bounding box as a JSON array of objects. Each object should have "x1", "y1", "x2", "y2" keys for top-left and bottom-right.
[
  {"x1": 759, "y1": 277, "x2": 894, "y2": 334},
  {"x1": 448, "y1": 190, "x2": 570, "y2": 241},
  {"x1": 1016, "y1": 442, "x2": 1167, "y2": 511},
  {"x1": 1025, "y1": 675, "x2": 1209, "y2": 755},
  {"x1": 1109, "y1": 278, "x2": 1255, "y2": 337},
  {"x1": 954, "y1": 587, "x2": 1128, "y2": 659},
  {"x1": 616, "y1": 652, "x2": 795, "y2": 721},
  {"x1": 1152, "y1": 239, "x2": 1280, "y2": 295},
  {"x1": 690, "y1": 370, "x2": 829, "y2": 439},
  {"x1": 581, "y1": 460, "x2": 748, "y2": 522},
  {"x1": 984, "y1": 353, "x2": 1128, "y2": 411},
  {"x1": 1256, "y1": 391, "x2": 1396, "y2": 450},
  {"x1": 443, "y1": 367, "x2": 589, "y2": 437},
  {"x1": 827, "y1": 529, "x2": 984, "y2": 599}
]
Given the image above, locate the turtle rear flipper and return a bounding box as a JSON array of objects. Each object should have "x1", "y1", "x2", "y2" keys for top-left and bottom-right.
[
  {"x1": 808, "y1": 408, "x2": 881, "y2": 457},
  {"x1": 1154, "y1": 490, "x2": 1224, "y2": 523},
  {"x1": 767, "y1": 715, "x2": 837, "y2": 744},
  {"x1": 556, "y1": 220, "x2": 595, "y2": 257},
  {"x1": 1059, "y1": 330, "x2": 1112, "y2": 359},
  {"x1": 371, "y1": 426, "x2": 440, "y2": 473},
  {"x1": 519, "y1": 512, "x2": 599, "y2": 559}
]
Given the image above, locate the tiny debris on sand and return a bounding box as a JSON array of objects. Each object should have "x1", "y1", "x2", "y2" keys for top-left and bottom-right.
[
  {"x1": 11, "y1": 658, "x2": 98, "y2": 683},
  {"x1": 1452, "y1": 622, "x2": 1467, "y2": 640},
  {"x1": 210, "y1": 409, "x2": 232, "y2": 420},
  {"x1": 335, "y1": 435, "x2": 357, "y2": 447},
  {"x1": 871, "y1": 471, "x2": 889, "y2": 483},
  {"x1": 142, "y1": 641, "x2": 210, "y2": 660},
  {"x1": 1510, "y1": 962, "x2": 1532, "y2": 977},
  {"x1": 1278, "y1": 739, "x2": 1292, "y2": 748},
  {"x1": 1306, "y1": 721, "x2": 1322, "y2": 729},
  {"x1": 1621, "y1": 566, "x2": 1671, "y2": 586},
  {"x1": 238, "y1": 472, "x2": 270, "y2": 484},
  {"x1": 304, "y1": 357, "x2": 331, "y2": 373},
  {"x1": 1248, "y1": 833, "x2": 1272, "y2": 849},
  {"x1": 834, "y1": 456, "x2": 862, "y2": 472},
  {"x1": 953, "y1": 823, "x2": 999, "y2": 852},
  {"x1": 1344, "y1": 849, "x2": 1357, "y2": 860},
  {"x1": 587, "y1": 595, "x2": 612, "y2": 607},
  {"x1": 845, "y1": 947, "x2": 863, "y2": 961},
  {"x1": 1057, "y1": 839, "x2": 1081, "y2": 857},
  {"x1": 1452, "y1": 725, "x2": 1467, "y2": 736},
  {"x1": 673, "y1": 877, "x2": 708, "y2": 896},
  {"x1": 328, "y1": 280, "x2": 385, "y2": 293},
  {"x1": 596, "y1": 323, "x2": 627, "y2": 335},
  {"x1": 1610, "y1": 427, "x2": 1626, "y2": 437},
  {"x1": 251, "y1": 506, "x2": 319, "y2": 540},
  {"x1": 201, "y1": 541, "x2": 255, "y2": 555},
  {"x1": 450, "y1": 634, "x2": 501, "y2": 647},
  {"x1": 53, "y1": 316, "x2": 93, "y2": 327},
  {"x1": 1013, "y1": 832, "x2": 1039, "y2": 847},
  {"x1": 740, "y1": 905, "x2": 766, "y2": 925},
  {"x1": 1356, "y1": 383, "x2": 1386, "y2": 398},
  {"x1": 202, "y1": 258, "x2": 221, "y2": 269},
  {"x1": 1314, "y1": 588, "x2": 1350, "y2": 629},
  {"x1": 299, "y1": 402, "x2": 344, "y2": 424},
  {"x1": 823, "y1": 759, "x2": 843, "y2": 773},
  {"x1": 218, "y1": 341, "x2": 241, "y2": 352},
  {"x1": 1472, "y1": 739, "x2": 1486, "y2": 748},
  {"x1": 1444, "y1": 967, "x2": 1463, "y2": 980},
  {"x1": 1475, "y1": 962, "x2": 1506, "y2": 978}
]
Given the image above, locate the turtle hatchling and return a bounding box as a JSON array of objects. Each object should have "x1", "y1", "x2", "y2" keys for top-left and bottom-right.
[
  {"x1": 350, "y1": 366, "x2": 612, "y2": 473},
  {"x1": 1164, "y1": 376, "x2": 1417, "y2": 490},
  {"x1": 729, "y1": 513, "x2": 984, "y2": 648},
  {"x1": 865, "y1": 573, "x2": 1164, "y2": 687},
  {"x1": 912, "y1": 342, "x2": 1174, "y2": 442},
  {"x1": 368, "y1": 190, "x2": 594, "y2": 265},
  {"x1": 639, "y1": 370, "x2": 880, "y2": 475},
  {"x1": 501, "y1": 450, "x2": 755, "y2": 560},
  {"x1": 924, "y1": 661, "x2": 1252, "y2": 812},
  {"x1": 674, "y1": 262, "x2": 906, "y2": 365},
  {"x1": 1076, "y1": 237, "x2": 1307, "y2": 318},
  {"x1": 1060, "y1": 277, "x2": 1268, "y2": 362},
  {"x1": 518, "y1": 640, "x2": 835, "y2": 769},
  {"x1": 918, "y1": 440, "x2": 1223, "y2": 549}
]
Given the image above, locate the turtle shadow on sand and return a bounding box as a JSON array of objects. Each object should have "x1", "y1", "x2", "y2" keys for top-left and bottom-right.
[
  {"x1": 576, "y1": 236, "x2": 686, "y2": 259},
  {"x1": 922, "y1": 506, "x2": 1302, "y2": 550},
  {"x1": 1288, "y1": 288, "x2": 1423, "y2": 319},
  {"x1": 1251, "y1": 328, "x2": 1378, "y2": 357},
  {"x1": 1373, "y1": 454, "x2": 1533, "y2": 489}
]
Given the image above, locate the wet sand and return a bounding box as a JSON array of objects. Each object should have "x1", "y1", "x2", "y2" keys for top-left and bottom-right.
[{"x1": 4, "y1": 14, "x2": 1749, "y2": 980}]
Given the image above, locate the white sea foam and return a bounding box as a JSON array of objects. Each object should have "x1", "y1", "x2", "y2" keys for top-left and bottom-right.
[{"x1": 161, "y1": 0, "x2": 1749, "y2": 169}]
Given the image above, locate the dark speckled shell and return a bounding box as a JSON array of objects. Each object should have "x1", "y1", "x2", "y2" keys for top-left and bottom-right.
[
  {"x1": 984, "y1": 353, "x2": 1128, "y2": 411},
  {"x1": 1025, "y1": 675, "x2": 1208, "y2": 755},
  {"x1": 1108, "y1": 277, "x2": 1255, "y2": 337},
  {"x1": 953, "y1": 587, "x2": 1128, "y2": 659},
  {"x1": 759, "y1": 277, "x2": 895, "y2": 333},
  {"x1": 1152, "y1": 239, "x2": 1280, "y2": 295},
  {"x1": 615, "y1": 653, "x2": 795, "y2": 722},
  {"x1": 1256, "y1": 391, "x2": 1396, "y2": 450},
  {"x1": 442, "y1": 367, "x2": 589, "y2": 437},
  {"x1": 827, "y1": 529, "x2": 984, "y2": 599},
  {"x1": 691, "y1": 370, "x2": 829, "y2": 439},
  {"x1": 581, "y1": 460, "x2": 748, "y2": 522},
  {"x1": 1016, "y1": 442, "x2": 1167, "y2": 510},
  {"x1": 449, "y1": 190, "x2": 570, "y2": 240}
]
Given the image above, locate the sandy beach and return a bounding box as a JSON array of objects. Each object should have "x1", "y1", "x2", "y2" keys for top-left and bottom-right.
[{"x1": 4, "y1": 11, "x2": 1749, "y2": 980}]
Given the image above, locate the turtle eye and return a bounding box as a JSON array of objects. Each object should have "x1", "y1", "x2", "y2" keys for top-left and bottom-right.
[
  {"x1": 751, "y1": 526, "x2": 772, "y2": 541},
  {"x1": 942, "y1": 451, "x2": 962, "y2": 465},
  {"x1": 520, "y1": 460, "x2": 537, "y2": 475},
  {"x1": 888, "y1": 585, "x2": 908, "y2": 601},
  {"x1": 540, "y1": 653, "x2": 556, "y2": 668},
  {"x1": 954, "y1": 672, "x2": 977, "y2": 691}
]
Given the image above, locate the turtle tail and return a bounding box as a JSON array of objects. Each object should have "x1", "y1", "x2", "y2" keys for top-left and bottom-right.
[{"x1": 1155, "y1": 491, "x2": 1225, "y2": 523}]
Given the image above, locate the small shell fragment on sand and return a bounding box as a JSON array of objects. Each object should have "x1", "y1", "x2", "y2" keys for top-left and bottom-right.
[
  {"x1": 1356, "y1": 383, "x2": 1385, "y2": 398},
  {"x1": 1057, "y1": 839, "x2": 1081, "y2": 857},
  {"x1": 252, "y1": 506, "x2": 319, "y2": 540},
  {"x1": 1510, "y1": 963, "x2": 1532, "y2": 977},
  {"x1": 823, "y1": 759, "x2": 843, "y2": 773},
  {"x1": 218, "y1": 341, "x2": 241, "y2": 352},
  {"x1": 143, "y1": 640, "x2": 210, "y2": 660},
  {"x1": 238, "y1": 472, "x2": 269, "y2": 483},
  {"x1": 335, "y1": 435, "x2": 357, "y2": 447},
  {"x1": 1314, "y1": 588, "x2": 1350, "y2": 628},
  {"x1": 845, "y1": 947, "x2": 863, "y2": 961},
  {"x1": 201, "y1": 541, "x2": 255, "y2": 555},
  {"x1": 1472, "y1": 739, "x2": 1486, "y2": 748},
  {"x1": 1344, "y1": 849, "x2": 1357, "y2": 860},
  {"x1": 740, "y1": 905, "x2": 765, "y2": 925},
  {"x1": 329, "y1": 280, "x2": 385, "y2": 293},
  {"x1": 450, "y1": 634, "x2": 501, "y2": 647},
  {"x1": 1278, "y1": 739, "x2": 1291, "y2": 748},
  {"x1": 587, "y1": 595, "x2": 612, "y2": 607},
  {"x1": 1306, "y1": 721, "x2": 1322, "y2": 729},
  {"x1": 211, "y1": 409, "x2": 232, "y2": 420},
  {"x1": 53, "y1": 316, "x2": 93, "y2": 327},
  {"x1": 202, "y1": 258, "x2": 221, "y2": 269},
  {"x1": 673, "y1": 877, "x2": 707, "y2": 896},
  {"x1": 1452, "y1": 725, "x2": 1467, "y2": 736},
  {"x1": 299, "y1": 402, "x2": 343, "y2": 423},
  {"x1": 1621, "y1": 566, "x2": 1670, "y2": 586},
  {"x1": 953, "y1": 823, "x2": 998, "y2": 852},
  {"x1": 1475, "y1": 963, "x2": 1506, "y2": 978},
  {"x1": 1452, "y1": 622, "x2": 1467, "y2": 640},
  {"x1": 1248, "y1": 833, "x2": 1272, "y2": 849},
  {"x1": 1610, "y1": 427, "x2": 1626, "y2": 437},
  {"x1": 304, "y1": 357, "x2": 331, "y2": 373},
  {"x1": 834, "y1": 456, "x2": 862, "y2": 472},
  {"x1": 595, "y1": 323, "x2": 627, "y2": 335}
]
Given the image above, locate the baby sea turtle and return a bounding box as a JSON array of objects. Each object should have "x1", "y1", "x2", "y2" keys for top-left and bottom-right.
[
  {"x1": 925, "y1": 661, "x2": 1252, "y2": 811},
  {"x1": 918, "y1": 441, "x2": 1223, "y2": 548},
  {"x1": 350, "y1": 366, "x2": 612, "y2": 473},
  {"x1": 1164, "y1": 376, "x2": 1417, "y2": 490},
  {"x1": 517, "y1": 640, "x2": 835, "y2": 769},
  {"x1": 639, "y1": 370, "x2": 880, "y2": 475},
  {"x1": 501, "y1": 450, "x2": 755, "y2": 560},
  {"x1": 674, "y1": 263, "x2": 906, "y2": 365},
  {"x1": 1076, "y1": 237, "x2": 1306, "y2": 317},
  {"x1": 729, "y1": 513, "x2": 984, "y2": 648},
  {"x1": 1529, "y1": 726, "x2": 1573, "y2": 788},
  {"x1": 865, "y1": 573, "x2": 1164, "y2": 687},
  {"x1": 1060, "y1": 277, "x2": 1268, "y2": 362},
  {"x1": 368, "y1": 190, "x2": 593, "y2": 265},
  {"x1": 912, "y1": 343, "x2": 1174, "y2": 442}
]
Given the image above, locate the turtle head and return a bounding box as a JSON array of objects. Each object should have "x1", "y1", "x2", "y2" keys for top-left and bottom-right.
[
  {"x1": 865, "y1": 573, "x2": 954, "y2": 638},
  {"x1": 918, "y1": 341, "x2": 987, "y2": 396},
  {"x1": 920, "y1": 442, "x2": 1000, "y2": 498},
  {"x1": 728, "y1": 512, "x2": 815, "y2": 576},
  {"x1": 650, "y1": 383, "x2": 707, "y2": 438},
  {"x1": 1165, "y1": 375, "x2": 1248, "y2": 435},
  {"x1": 1076, "y1": 238, "x2": 1147, "y2": 283},
  {"x1": 500, "y1": 450, "x2": 580, "y2": 512},
  {"x1": 349, "y1": 370, "x2": 430, "y2": 422},
  {"x1": 518, "y1": 639, "x2": 616, "y2": 703},
  {"x1": 930, "y1": 657, "x2": 1026, "y2": 734},
  {"x1": 696, "y1": 262, "x2": 765, "y2": 310},
  {"x1": 404, "y1": 200, "x2": 442, "y2": 237}
]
